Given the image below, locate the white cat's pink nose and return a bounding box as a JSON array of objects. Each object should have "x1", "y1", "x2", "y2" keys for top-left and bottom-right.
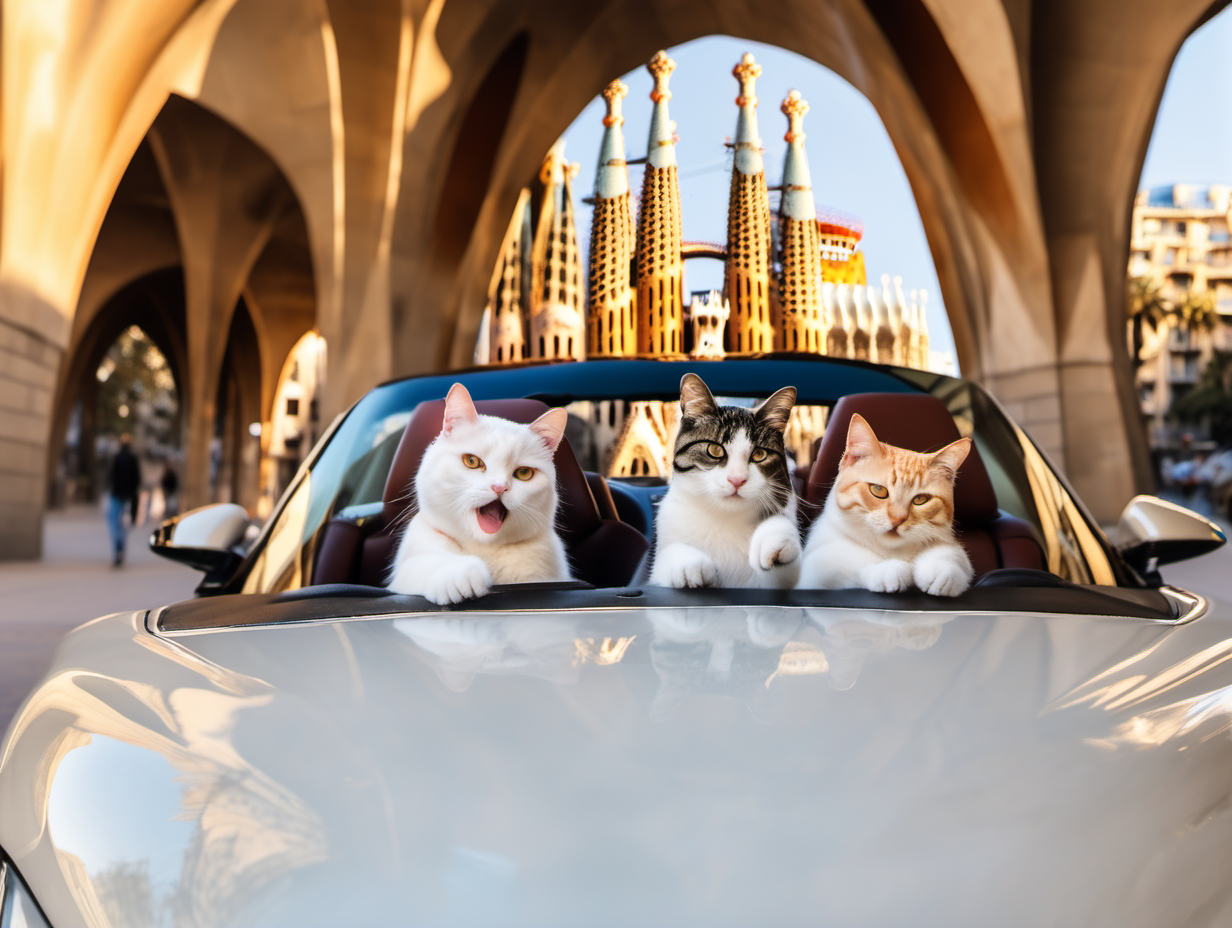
[
  {"x1": 490, "y1": 482, "x2": 507, "y2": 495},
  {"x1": 728, "y1": 475, "x2": 747, "y2": 489}
]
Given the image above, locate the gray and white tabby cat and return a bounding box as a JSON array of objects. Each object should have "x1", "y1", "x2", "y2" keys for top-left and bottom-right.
[
  {"x1": 649, "y1": 373, "x2": 801, "y2": 589},
  {"x1": 387, "y1": 383, "x2": 570, "y2": 604}
]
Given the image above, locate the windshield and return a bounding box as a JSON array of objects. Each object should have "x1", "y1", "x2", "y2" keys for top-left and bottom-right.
[{"x1": 235, "y1": 358, "x2": 1125, "y2": 595}]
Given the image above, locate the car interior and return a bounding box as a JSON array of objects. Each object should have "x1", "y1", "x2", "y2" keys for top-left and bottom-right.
[{"x1": 311, "y1": 391, "x2": 1047, "y2": 590}]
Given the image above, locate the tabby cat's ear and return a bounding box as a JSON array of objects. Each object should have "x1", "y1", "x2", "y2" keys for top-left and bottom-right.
[
  {"x1": 843, "y1": 414, "x2": 882, "y2": 466},
  {"x1": 529, "y1": 407, "x2": 568, "y2": 453},
  {"x1": 930, "y1": 436, "x2": 971, "y2": 480},
  {"x1": 442, "y1": 383, "x2": 479, "y2": 434},
  {"x1": 754, "y1": 385, "x2": 797, "y2": 432},
  {"x1": 679, "y1": 373, "x2": 718, "y2": 420}
]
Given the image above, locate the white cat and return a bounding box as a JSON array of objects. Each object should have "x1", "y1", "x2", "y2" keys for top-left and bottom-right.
[
  {"x1": 387, "y1": 383, "x2": 570, "y2": 604},
  {"x1": 797, "y1": 413, "x2": 973, "y2": 597},
  {"x1": 649, "y1": 373, "x2": 801, "y2": 589}
]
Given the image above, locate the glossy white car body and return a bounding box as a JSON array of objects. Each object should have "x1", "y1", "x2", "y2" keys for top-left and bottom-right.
[
  {"x1": 5, "y1": 592, "x2": 1232, "y2": 927},
  {"x1": 2, "y1": 357, "x2": 1229, "y2": 927}
]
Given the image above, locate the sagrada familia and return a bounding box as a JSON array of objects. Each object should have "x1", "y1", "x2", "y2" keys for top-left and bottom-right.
[{"x1": 476, "y1": 51, "x2": 936, "y2": 374}]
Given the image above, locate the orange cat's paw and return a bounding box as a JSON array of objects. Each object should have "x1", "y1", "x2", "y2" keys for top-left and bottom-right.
[{"x1": 859, "y1": 559, "x2": 913, "y2": 593}]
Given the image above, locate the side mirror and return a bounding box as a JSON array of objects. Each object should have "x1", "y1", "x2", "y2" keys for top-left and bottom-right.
[
  {"x1": 1115, "y1": 494, "x2": 1226, "y2": 574},
  {"x1": 150, "y1": 503, "x2": 250, "y2": 576}
]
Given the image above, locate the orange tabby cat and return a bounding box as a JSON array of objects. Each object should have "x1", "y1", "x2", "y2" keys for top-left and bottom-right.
[{"x1": 797, "y1": 413, "x2": 974, "y2": 596}]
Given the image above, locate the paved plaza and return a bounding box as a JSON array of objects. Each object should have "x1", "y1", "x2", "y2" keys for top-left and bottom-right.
[{"x1": 1, "y1": 502, "x2": 1231, "y2": 737}]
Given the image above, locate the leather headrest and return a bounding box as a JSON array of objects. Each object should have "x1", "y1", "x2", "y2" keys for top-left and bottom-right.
[
  {"x1": 380, "y1": 396, "x2": 601, "y2": 544},
  {"x1": 805, "y1": 393, "x2": 998, "y2": 525}
]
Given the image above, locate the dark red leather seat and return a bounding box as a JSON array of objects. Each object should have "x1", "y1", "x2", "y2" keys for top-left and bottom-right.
[
  {"x1": 313, "y1": 397, "x2": 648, "y2": 588},
  {"x1": 803, "y1": 393, "x2": 1045, "y2": 577}
]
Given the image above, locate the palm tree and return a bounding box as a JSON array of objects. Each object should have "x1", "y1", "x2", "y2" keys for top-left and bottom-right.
[
  {"x1": 1174, "y1": 289, "x2": 1219, "y2": 341},
  {"x1": 1126, "y1": 275, "x2": 1168, "y2": 363}
]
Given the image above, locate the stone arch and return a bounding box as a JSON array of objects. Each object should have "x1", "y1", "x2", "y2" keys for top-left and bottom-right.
[{"x1": 48, "y1": 269, "x2": 187, "y2": 505}]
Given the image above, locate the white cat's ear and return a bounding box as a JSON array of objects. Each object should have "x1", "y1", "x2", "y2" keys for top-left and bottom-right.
[
  {"x1": 843, "y1": 414, "x2": 882, "y2": 465},
  {"x1": 930, "y1": 437, "x2": 971, "y2": 480},
  {"x1": 679, "y1": 373, "x2": 717, "y2": 420},
  {"x1": 529, "y1": 407, "x2": 568, "y2": 453},
  {"x1": 442, "y1": 383, "x2": 479, "y2": 434},
  {"x1": 755, "y1": 385, "x2": 797, "y2": 432}
]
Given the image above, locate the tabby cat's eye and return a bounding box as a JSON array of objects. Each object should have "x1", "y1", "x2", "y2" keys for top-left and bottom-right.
[
  {"x1": 513, "y1": 466, "x2": 535, "y2": 481},
  {"x1": 750, "y1": 448, "x2": 769, "y2": 463},
  {"x1": 462, "y1": 454, "x2": 484, "y2": 469},
  {"x1": 912, "y1": 493, "x2": 931, "y2": 506},
  {"x1": 705, "y1": 442, "x2": 726, "y2": 459},
  {"x1": 868, "y1": 483, "x2": 889, "y2": 499}
]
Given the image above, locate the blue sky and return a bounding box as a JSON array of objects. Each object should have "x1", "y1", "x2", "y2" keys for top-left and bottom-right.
[{"x1": 561, "y1": 12, "x2": 1232, "y2": 371}]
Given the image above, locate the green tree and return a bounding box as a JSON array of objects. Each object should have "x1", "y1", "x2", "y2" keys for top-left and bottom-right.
[
  {"x1": 1171, "y1": 349, "x2": 1232, "y2": 445},
  {"x1": 1126, "y1": 275, "x2": 1168, "y2": 363}
]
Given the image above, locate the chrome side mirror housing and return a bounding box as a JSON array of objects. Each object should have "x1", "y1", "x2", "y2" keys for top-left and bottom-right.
[
  {"x1": 150, "y1": 503, "x2": 250, "y2": 575},
  {"x1": 1116, "y1": 495, "x2": 1226, "y2": 574}
]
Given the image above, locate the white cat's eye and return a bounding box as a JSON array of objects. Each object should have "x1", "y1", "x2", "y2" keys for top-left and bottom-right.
[
  {"x1": 513, "y1": 466, "x2": 535, "y2": 481},
  {"x1": 705, "y1": 442, "x2": 726, "y2": 459},
  {"x1": 462, "y1": 454, "x2": 484, "y2": 470},
  {"x1": 912, "y1": 493, "x2": 931, "y2": 506},
  {"x1": 868, "y1": 483, "x2": 889, "y2": 499},
  {"x1": 750, "y1": 448, "x2": 769, "y2": 463}
]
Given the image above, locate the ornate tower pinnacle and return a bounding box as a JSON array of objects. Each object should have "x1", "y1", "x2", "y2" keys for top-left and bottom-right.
[
  {"x1": 648, "y1": 50, "x2": 675, "y2": 103},
  {"x1": 602, "y1": 78, "x2": 627, "y2": 127},
  {"x1": 529, "y1": 139, "x2": 585, "y2": 361},
  {"x1": 588, "y1": 79, "x2": 636, "y2": 357},
  {"x1": 486, "y1": 188, "x2": 531, "y2": 364},
  {"x1": 724, "y1": 51, "x2": 773, "y2": 354},
  {"x1": 782, "y1": 90, "x2": 808, "y2": 144},
  {"x1": 776, "y1": 90, "x2": 824, "y2": 353},
  {"x1": 635, "y1": 51, "x2": 684, "y2": 357}
]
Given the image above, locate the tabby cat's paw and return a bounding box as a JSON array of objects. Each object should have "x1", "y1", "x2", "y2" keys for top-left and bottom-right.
[
  {"x1": 658, "y1": 548, "x2": 720, "y2": 588},
  {"x1": 749, "y1": 519, "x2": 802, "y2": 572},
  {"x1": 859, "y1": 558, "x2": 914, "y2": 593},
  {"x1": 913, "y1": 553, "x2": 973, "y2": 597},
  {"x1": 423, "y1": 556, "x2": 492, "y2": 605}
]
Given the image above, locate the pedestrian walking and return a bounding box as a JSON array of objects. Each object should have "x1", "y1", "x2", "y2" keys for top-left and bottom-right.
[
  {"x1": 107, "y1": 436, "x2": 141, "y2": 565},
  {"x1": 160, "y1": 460, "x2": 180, "y2": 519}
]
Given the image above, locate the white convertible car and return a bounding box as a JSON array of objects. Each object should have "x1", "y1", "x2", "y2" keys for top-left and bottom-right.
[{"x1": 1, "y1": 356, "x2": 1228, "y2": 927}]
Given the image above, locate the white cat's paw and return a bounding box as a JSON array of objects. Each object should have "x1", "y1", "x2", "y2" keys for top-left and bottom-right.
[
  {"x1": 660, "y1": 549, "x2": 720, "y2": 589},
  {"x1": 858, "y1": 558, "x2": 914, "y2": 593},
  {"x1": 423, "y1": 556, "x2": 492, "y2": 605},
  {"x1": 749, "y1": 519, "x2": 802, "y2": 572},
  {"x1": 914, "y1": 555, "x2": 973, "y2": 598}
]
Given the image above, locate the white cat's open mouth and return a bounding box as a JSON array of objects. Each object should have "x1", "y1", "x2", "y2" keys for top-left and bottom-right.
[{"x1": 476, "y1": 499, "x2": 508, "y2": 534}]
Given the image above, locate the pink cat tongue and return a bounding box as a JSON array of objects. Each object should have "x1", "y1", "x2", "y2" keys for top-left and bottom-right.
[{"x1": 476, "y1": 499, "x2": 508, "y2": 534}]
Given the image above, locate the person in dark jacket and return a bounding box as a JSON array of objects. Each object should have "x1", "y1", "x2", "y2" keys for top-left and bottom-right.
[{"x1": 107, "y1": 436, "x2": 141, "y2": 566}]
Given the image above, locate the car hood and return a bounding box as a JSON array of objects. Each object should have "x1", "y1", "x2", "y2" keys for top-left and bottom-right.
[{"x1": 5, "y1": 601, "x2": 1232, "y2": 927}]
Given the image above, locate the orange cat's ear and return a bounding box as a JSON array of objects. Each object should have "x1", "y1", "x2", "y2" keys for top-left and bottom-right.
[
  {"x1": 442, "y1": 383, "x2": 479, "y2": 434},
  {"x1": 679, "y1": 373, "x2": 717, "y2": 420},
  {"x1": 843, "y1": 414, "x2": 881, "y2": 466},
  {"x1": 931, "y1": 436, "x2": 971, "y2": 480}
]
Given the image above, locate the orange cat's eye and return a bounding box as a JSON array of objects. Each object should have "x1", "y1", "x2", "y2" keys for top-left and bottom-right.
[
  {"x1": 513, "y1": 466, "x2": 535, "y2": 481},
  {"x1": 705, "y1": 442, "x2": 726, "y2": 459},
  {"x1": 912, "y1": 493, "x2": 931, "y2": 506},
  {"x1": 750, "y1": 448, "x2": 769, "y2": 463},
  {"x1": 462, "y1": 454, "x2": 484, "y2": 470},
  {"x1": 868, "y1": 483, "x2": 889, "y2": 499}
]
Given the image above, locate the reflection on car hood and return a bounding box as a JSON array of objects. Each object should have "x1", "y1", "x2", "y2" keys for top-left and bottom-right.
[{"x1": 6, "y1": 602, "x2": 1232, "y2": 927}]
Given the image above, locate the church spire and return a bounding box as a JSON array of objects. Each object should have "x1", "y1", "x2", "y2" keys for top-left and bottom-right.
[
  {"x1": 776, "y1": 91, "x2": 824, "y2": 353},
  {"x1": 529, "y1": 139, "x2": 585, "y2": 360},
  {"x1": 587, "y1": 79, "x2": 636, "y2": 357},
  {"x1": 723, "y1": 52, "x2": 774, "y2": 355},
  {"x1": 486, "y1": 187, "x2": 531, "y2": 364},
  {"x1": 635, "y1": 50, "x2": 684, "y2": 357}
]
